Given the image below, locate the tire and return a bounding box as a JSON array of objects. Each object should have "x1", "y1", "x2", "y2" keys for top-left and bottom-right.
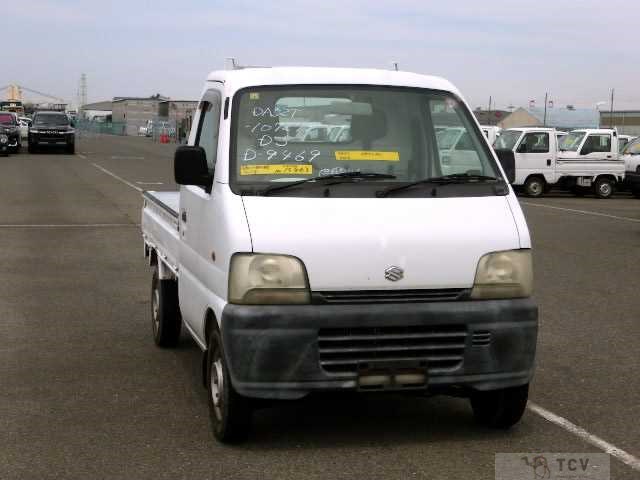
[
  {"x1": 594, "y1": 177, "x2": 614, "y2": 199},
  {"x1": 66, "y1": 144, "x2": 75, "y2": 155},
  {"x1": 470, "y1": 383, "x2": 529, "y2": 429},
  {"x1": 150, "y1": 268, "x2": 181, "y2": 348},
  {"x1": 524, "y1": 176, "x2": 545, "y2": 197},
  {"x1": 206, "y1": 328, "x2": 252, "y2": 443},
  {"x1": 632, "y1": 189, "x2": 640, "y2": 199},
  {"x1": 28, "y1": 143, "x2": 36, "y2": 154}
]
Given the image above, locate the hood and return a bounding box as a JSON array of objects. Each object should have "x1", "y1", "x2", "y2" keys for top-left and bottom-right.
[{"x1": 241, "y1": 195, "x2": 522, "y2": 291}]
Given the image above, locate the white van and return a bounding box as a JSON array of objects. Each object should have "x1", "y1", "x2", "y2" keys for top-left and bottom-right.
[{"x1": 141, "y1": 67, "x2": 537, "y2": 442}]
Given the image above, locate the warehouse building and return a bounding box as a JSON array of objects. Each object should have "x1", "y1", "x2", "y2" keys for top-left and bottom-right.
[
  {"x1": 111, "y1": 95, "x2": 169, "y2": 136},
  {"x1": 80, "y1": 100, "x2": 112, "y2": 121},
  {"x1": 498, "y1": 106, "x2": 599, "y2": 131},
  {"x1": 599, "y1": 111, "x2": 640, "y2": 137}
]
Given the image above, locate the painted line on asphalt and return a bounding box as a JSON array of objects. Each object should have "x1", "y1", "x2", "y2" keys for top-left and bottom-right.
[
  {"x1": 76, "y1": 153, "x2": 87, "y2": 159},
  {"x1": 0, "y1": 223, "x2": 139, "y2": 228},
  {"x1": 521, "y1": 201, "x2": 640, "y2": 223},
  {"x1": 528, "y1": 402, "x2": 640, "y2": 472},
  {"x1": 92, "y1": 163, "x2": 143, "y2": 192},
  {"x1": 136, "y1": 181, "x2": 164, "y2": 185}
]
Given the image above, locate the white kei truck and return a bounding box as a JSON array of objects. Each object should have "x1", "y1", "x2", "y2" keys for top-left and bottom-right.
[
  {"x1": 141, "y1": 67, "x2": 538, "y2": 443},
  {"x1": 494, "y1": 127, "x2": 625, "y2": 198}
]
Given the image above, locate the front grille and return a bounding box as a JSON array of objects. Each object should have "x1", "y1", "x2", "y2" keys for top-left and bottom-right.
[
  {"x1": 472, "y1": 331, "x2": 491, "y2": 346},
  {"x1": 318, "y1": 325, "x2": 467, "y2": 374},
  {"x1": 312, "y1": 288, "x2": 467, "y2": 304}
]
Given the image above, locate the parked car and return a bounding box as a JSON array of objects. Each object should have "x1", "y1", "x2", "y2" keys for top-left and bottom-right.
[
  {"x1": 28, "y1": 111, "x2": 75, "y2": 154},
  {"x1": 139, "y1": 120, "x2": 154, "y2": 137},
  {"x1": 480, "y1": 125, "x2": 501, "y2": 145},
  {"x1": 0, "y1": 111, "x2": 21, "y2": 153},
  {"x1": 618, "y1": 134, "x2": 636, "y2": 153},
  {"x1": 494, "y1": 127, "x2": 624, "y2": 198},
  {"x1": 141, "y1": 66, "x2": 537, "y2": 443},
  {"x1": 619, "y1": 136, "x2": 640, "y2": 197},
  {"x1": 18, "y1": 116, "x2": 31, "y2": 139}
]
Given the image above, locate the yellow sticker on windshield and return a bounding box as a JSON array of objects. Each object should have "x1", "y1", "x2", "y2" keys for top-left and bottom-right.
[
  {"x1": 240, "y1": 164, "x2": 313, "y2": 175},
  {"x1": 335, "y1": 151, "x2": 400, "y2": 161},
  {"x1": 249, "y1": 92, "x2": 260, "y2": 100}
]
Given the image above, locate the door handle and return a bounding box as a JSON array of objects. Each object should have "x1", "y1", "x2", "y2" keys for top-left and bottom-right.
[
  {"x1": 547, "y1": 159, "x2": 551, "y2": 166},
  {"x1": 181, "y1": 211, "x2": 187, "y2": 223}
]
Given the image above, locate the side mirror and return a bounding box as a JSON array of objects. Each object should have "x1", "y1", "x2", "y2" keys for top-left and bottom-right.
[
  {"x1": 580, "y1": 147, "x2": 591, "y2": 155},
  {"x1": 517, "y1": 143, "x2": 528, "y2": 153},
  {"x1": 174, "y1": 146, "x2": 212, "y2": 189}
]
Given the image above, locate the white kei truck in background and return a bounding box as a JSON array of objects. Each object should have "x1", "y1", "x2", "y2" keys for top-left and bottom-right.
[
  {"x1": 494, "y1": 127, "x2": 625, "y2": 198},
  {"x1": 141, "y1": 67, "x2": 538, "y2": 443}
]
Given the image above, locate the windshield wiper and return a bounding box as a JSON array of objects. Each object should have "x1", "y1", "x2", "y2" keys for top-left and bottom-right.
[
  {"x1": 376, "y1": 173, "x2": 500, "y2": 197},
  {"x1": 260, "y1": 171, "x2": 396, "y2": 196}
]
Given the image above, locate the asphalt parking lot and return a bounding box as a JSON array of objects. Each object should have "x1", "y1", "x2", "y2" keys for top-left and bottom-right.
[{"x1": 2, "y1": 134, "x2": 639, "y2": 480}]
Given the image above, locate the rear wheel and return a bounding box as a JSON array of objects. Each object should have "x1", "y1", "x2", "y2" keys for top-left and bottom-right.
[
  {"x1": 594, "y1": 177, "x2": 614, "y2": 199},
  {"x1": 524, "y1": 176, "x2": 545, "y2": 197},
  {"x1": 470, "y1": 383, "x2": 529, "y2": 429},
  {"x1": 207, "y1": 328, "x2": 252, "y2": 443},
  {"x1": 150, "y1": 268, "x2": 181, "y2": 348}
]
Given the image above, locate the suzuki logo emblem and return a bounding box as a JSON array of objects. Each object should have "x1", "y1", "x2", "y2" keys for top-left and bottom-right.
[{"x1": 384, "y1": 266, "x2": 404, "y2": 282}]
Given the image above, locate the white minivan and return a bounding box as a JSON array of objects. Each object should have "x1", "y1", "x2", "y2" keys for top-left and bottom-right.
[{"x1": 141, "y1": 67, "x2": 538, "y2": 442}]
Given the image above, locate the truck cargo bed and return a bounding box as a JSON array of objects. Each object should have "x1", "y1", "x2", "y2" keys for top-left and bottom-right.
[{"x1": 141, "y1": 191, "x2": 181, "y2": 274}]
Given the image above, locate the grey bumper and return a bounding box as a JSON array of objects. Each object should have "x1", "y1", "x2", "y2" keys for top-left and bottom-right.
[{"x1": 221, "y1": 298, "x2": 538, "y2": 399}]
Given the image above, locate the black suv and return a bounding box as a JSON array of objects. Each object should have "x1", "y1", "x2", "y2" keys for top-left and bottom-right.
[
  {"x1": 0, "y1": 111, "x2": 21, "y2": 154},
  {"x1": 28, "y1": 111, "x2": 75, "y2": 154}
]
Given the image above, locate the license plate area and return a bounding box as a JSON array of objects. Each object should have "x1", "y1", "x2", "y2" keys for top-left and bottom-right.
[{"x1": 357, "y1": 361, "x2": 428, "y2": 391}]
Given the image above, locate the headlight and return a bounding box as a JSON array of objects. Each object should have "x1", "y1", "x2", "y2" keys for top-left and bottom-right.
[
  {"x1": 0, "y1": 135, "x2": 7, "y2": 143},
  {"x1": 229, "y1": 253, "x2": 310, "y2": 304},
  {"x1": 30, "y1": 129, "x2": 40, "y2": 134},
  {"x1": 470, "y1": 249, "x2": 533, "y2": 300}
]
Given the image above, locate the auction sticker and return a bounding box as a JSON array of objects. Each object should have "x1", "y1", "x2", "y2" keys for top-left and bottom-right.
[
  {"x1": 240, "y1": 165, "x2": 313, "y2": 175},
  {"x1": 334, "y1": 151, "x2": 400, "y2": 161}
]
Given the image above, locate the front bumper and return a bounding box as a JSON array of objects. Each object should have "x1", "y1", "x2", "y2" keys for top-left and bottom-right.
[
  {"x1": 29, "y1": 134, "x2": 74, "y2": 146},
  {"x1": 221, "y1": 298, "x2": 538, "y2": 399}
]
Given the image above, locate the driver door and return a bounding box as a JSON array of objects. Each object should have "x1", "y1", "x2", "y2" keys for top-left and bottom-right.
[{"x1": 178, "y1": 88, "x2": 223, "y2": 341}]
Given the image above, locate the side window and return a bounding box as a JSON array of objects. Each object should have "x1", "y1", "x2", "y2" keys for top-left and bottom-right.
[
  {"x1": 585, "y1": 134, "x2": 611, "y2": 153},
  {"x1": 520, "y1": 132, "x2": 549, "y2": 153},
  {"x1": 196, "y1": 90, "x2": 222, "y2": 171}
]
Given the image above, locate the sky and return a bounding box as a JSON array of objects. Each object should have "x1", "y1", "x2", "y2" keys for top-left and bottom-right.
[{"x1": 4, "y1": 0, "x2": 639, "y2": 110}]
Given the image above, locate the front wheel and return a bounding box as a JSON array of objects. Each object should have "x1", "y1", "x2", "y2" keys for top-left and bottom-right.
[
  {"x1": 594, "y1": 177, "x2": 614, "y2": 199},
  {"x1": 470, "y1": 383, "x2": 529, "y2": 429},
  {"x1": 524, "y1": 177, "x2": 545, "y2": 197},
  {"x1": 207, "y1": 328, "x2": 252, "y2": 443},
  {"x1": 150, "y1": 268, "x2": 181, "y2": 348}
]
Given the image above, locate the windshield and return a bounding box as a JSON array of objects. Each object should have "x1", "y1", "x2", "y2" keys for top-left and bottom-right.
[
  {"x1": 34, "y1": 113, "x2": 69, "y2": 126},
  {"x1": 622, "y1": 137, "x2": 640, "y2": 155},
  {"x1": 231, "y1": 86, "x2": 500, "y2": 196},
  {"x1": 494, "y1": 130, "x2": 522, "y2": 150},
  {"x1": 0, "y1": 113, "x2": 17, "y2": 125},
  {"x1": 559, "y1": 132, "x2": 586, "y2": 152}
]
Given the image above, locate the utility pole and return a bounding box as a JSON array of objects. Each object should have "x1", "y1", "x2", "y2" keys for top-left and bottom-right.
[
  {"x1": 487, "y1": 96, "x2": 492, "y2": 125},
  {"x1": 77, "y1": 73, "x2": 87, "y2": 110},
  {"x1": 543, "y1": 92, "x2": 548, "y2": 126},
  {"x1": 609, "y1": 88, "x2": 615, "y2": 128}
]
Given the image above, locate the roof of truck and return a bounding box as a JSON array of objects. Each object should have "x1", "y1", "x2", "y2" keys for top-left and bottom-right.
[{"x1": 206, "y1": 67, "x2": 459, "y2": 94}]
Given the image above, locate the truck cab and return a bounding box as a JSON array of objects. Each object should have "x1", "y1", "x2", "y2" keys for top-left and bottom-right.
[{"x1": 141, "y1": 67, "x2": 537, "y2": 443}]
